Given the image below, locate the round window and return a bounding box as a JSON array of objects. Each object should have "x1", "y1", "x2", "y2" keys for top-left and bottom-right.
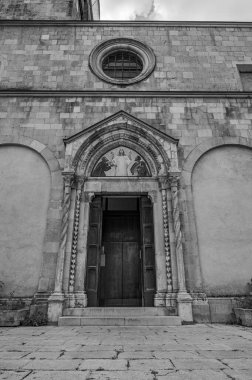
[
  {"x1": 102, "y1": 51, "x2": 143, "y2": 80},
  {"x1": 89, "y1": 38, "x2": 156, "y2": 86}
]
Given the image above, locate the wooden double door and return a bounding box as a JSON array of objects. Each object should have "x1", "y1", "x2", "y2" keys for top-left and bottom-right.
[
  {"x1": 86, "y1": 196, "x2": 156, "y2": 307},
  {"x1": 101, "y1": 212, "x2": 141, "y2": 306}
]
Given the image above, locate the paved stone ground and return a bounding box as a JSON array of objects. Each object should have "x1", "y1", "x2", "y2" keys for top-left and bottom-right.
[{"x1": 0, "y1": 324, "x2": 252, "y2": 379}]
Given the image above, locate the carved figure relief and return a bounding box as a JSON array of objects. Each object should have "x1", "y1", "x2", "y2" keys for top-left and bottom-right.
[{"x1": 92, "y1": 147, "x2": 151, "y2": 177}]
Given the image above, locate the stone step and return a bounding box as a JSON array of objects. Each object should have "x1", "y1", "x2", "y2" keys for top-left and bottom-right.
[
  {"x1": 63, "y1": 307, "x2": 170, "y2": 317},
  {"x1": 58, "y1": 316, "x2": 181, "y2": 326}
]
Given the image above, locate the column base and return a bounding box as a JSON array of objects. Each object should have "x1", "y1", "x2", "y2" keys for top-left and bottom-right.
[
  {"x1": 66, "y1": 293, "x2": 76, "y2": 308},
  {"x1": 74, "y1": 291, "x2": 87, "y2": 307},
  {"x1": 154, "y1": 292, "x2": 166, "y2": 307},
  {"x1": 48, "y1": 292, "x2": 64, "y2": 324},
  {"x1": 166, "y1": 292, "x2": 177, "y2": 308},
  {"x1": 177, "y1": 291, "x2": 193, "y2": 323}
]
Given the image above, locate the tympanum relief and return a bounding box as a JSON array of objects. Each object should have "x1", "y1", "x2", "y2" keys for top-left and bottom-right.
[{"x1": 92, "y1": 147, "x2": 150, "y2": 177}]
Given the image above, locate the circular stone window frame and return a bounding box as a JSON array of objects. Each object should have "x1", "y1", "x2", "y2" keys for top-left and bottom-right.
[{"x1": 89, "y1": 38, "x2": 156, "y2": 86}]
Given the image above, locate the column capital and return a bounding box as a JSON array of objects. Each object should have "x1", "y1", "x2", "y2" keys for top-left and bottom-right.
[
  {"x1": 75, "y1": 175, "x2": 86, "y2": 191},
  {"x1": 147, "y1": 190, "x2": 157, "y2": 204},
  {"x1": 168, "y1": 172, "x2": 181, "y2": 188},
  {"x1": 83, "y1": 191, "x2": 95, "y2": 203},
  {"x1": 158, "y1": 176, "x2": 170, "y2": 190},
  {"x1": 62, "y1": 171, "x2": 75, "y2": 188}
]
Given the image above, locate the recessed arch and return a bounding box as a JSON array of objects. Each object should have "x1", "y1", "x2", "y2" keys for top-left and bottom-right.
[
  {"x1": 181, "y1": 137, "x2": 252, "y2": 294},
  {"x1": 0, "y1": 135, "x2": 63, "y2": 295}
]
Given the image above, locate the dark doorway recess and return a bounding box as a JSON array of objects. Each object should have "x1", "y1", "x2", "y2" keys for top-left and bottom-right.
[{"x1": 86, "y1": 196, "x2": 156, "y2": 307}]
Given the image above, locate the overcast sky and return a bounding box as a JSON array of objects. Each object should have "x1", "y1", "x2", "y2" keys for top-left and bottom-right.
[{"x1": 100, "y1": 0, "x2": 252, "y2": 21}]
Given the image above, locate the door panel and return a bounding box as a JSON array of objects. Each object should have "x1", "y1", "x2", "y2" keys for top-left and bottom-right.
[
  {"x1": 86, "y1": 197, "x2": 102, "y2": 307},
  {"x1": 104, "y1": 242, "x2": 123, "y2": 303},
  {"x1": 123, "y1": 242, "x2": 141, "y2": 302}
]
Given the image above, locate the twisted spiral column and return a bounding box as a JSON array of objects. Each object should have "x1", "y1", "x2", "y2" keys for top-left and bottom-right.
[
  {"x1": 54, "y1": 172, "x2": 75, "y2": 294},
  {"x1": 169, "y1": 175, "x2": 187, "y2": 293},
  {"x1": 159, "y1": 181, "x2": 173, "y2": 293},
  {"x1": 69, "y1": 177, "x2": 84, "y2": 293}
]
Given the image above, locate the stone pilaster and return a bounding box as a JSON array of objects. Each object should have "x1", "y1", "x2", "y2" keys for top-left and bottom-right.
[
  {"x1": 169, "y1": 174, "x2": 193, "y2": 323},
  {"x1": 74, "y1": 191, "x2": 94, "y2": 307},
  {"x1": 48, "y1": 171, "x2": 75, "y2": 323}
]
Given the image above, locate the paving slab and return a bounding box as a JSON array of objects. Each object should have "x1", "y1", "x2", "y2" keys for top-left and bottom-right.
[
  {"x1": 60, "y1": 350, "x2": 117, "y2": 359},
  {"x1": 155, "y1": 369, "x2": 230, "y2": 379},
  {"x1": 23, "y1": 360, "x2": 81, "y2": 371},
  {"x1": 78, "y1": 359, "x2": 128, "y2": 371},
  {"x1": 23, "y1": 371, "x2": 92, "y2": 380},
  {"x1": 0, "y1": 371, "x2": 31, "y2": 380},
  {"x1": 129, "y1": 359, "x2": 174, "y2": 370},
  {"x1": 0, "y1": 324, "x2": 252, "y2": 379}
]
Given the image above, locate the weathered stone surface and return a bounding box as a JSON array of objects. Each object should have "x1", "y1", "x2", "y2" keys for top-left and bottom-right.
[
  {"x1": 60, "y1": 351, "x2": 117, "y2": 359},
  {"x1": 0, "y1": 371, "x2": 31, "y2": 380},
  {"x1": 0, "y1": 25, "x2": 251, "y2": 91},
  {"x1": 172, "y1": 359, "x2": 226, "y2": 370},
  {"x1": 129, "y1": 359, "x2": 174, "y2": 370},
  {"x1": 0, "y1": 325, "x2": 251, "y2": 379},
  {"x1": 23, "y1": 360, "x2": 81, "y2": 371},
  {"x1": 78, "y1": 359, "x2": 128, "y2": 371},
  {"x1": 156, "y1": 370, "x2": 230, "y2": 379},
  {"x1": 0, "y1": 10, "x2": 252, "y2": 324}
]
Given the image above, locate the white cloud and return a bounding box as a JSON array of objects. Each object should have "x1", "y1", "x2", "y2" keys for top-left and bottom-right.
[{"x1": 100, "y1": 0, "x2": 252, "y2": 21}]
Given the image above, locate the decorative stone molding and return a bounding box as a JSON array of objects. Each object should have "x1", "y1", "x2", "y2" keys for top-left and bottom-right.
[
  {"x1": 159, "y1": 177, "x2": 173, "y2": 293},
  {"x1": 64, "y1": 111, "x2": 178, "y2": 178},
  {"x1": 69, "y1": 176, "x2": 85, "y2": 293},
  {"x1": 147, "y1": 191, "x2": 158, "y2": 204},
  {"x1": 191, "y1": 292, "x2": 208, "y2": 305},
  {"x1": 89, "y1": 38, "x2": 156, "y2": 86}
]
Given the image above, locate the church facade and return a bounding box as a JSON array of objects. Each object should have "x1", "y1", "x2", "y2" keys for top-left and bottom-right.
[{"x1": 0, "y1": 0, "x2": 252, "y2": 325}]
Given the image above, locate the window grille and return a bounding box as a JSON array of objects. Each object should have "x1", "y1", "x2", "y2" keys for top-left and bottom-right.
[{"x1": 102, "y1": 51, "x2": 143, "y2": 80}]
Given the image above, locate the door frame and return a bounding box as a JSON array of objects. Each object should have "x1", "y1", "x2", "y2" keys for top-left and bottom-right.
[
  {"x1": 86, "y1": 193, "x2": 157, "y2": 307},
  {"x1": 83, "y1": 178, "x2": 167, "y2": 307}
]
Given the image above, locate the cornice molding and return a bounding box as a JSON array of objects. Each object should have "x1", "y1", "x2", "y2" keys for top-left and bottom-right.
[
  {"x1": 0, "y1": 90, "x2": 251, "y2": 98},
  {"x1": 0, "y1": 20, "x2": 251, "y2": 28}
]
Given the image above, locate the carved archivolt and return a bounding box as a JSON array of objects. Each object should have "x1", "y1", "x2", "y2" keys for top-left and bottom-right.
[{"x1": 64, "y1": 113, "x2": 179, "y2": 177}]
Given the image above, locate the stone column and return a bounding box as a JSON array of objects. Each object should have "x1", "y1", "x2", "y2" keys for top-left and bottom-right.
[
  {"x1": 65, "y1": 176, "x2": 84, "y2": 307},
  {"x1": 48, "y1": 171, "x2": 75, "y2": 323},
  {"x1": 170, "y1": 174, "x2": 193, "y2": 323},
  {"x1": 151, "y1": 190, "x2": 167, "y2": 307},
  {"x1": 74, "y1": 191, "x2": 94, "y2": 307},
  {"x1": 158, "y1": 177, "x2": 177, "y2": 309}
]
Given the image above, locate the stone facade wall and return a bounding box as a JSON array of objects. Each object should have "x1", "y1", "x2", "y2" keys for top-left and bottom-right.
[
  {"x1": 0, "y1": 95, "x2": 251, "y2": 298},
  {"x1": 0, "y1": 25, "x2": 251, "y2": 90},
  {"x1": 0, "y1": 96, "x2": 251, "y2": 163},
  {"x1": 0, "y1": 0, "x2": 81, "y2": 20},
  {"x1": 0, "y1": 22, "x2": 252, "y2": 321}
]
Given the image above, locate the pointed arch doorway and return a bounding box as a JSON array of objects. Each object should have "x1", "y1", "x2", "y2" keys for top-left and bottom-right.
[
  {"x1": 58, "y1": 111, "x2": 194, "y2": 322},
  {"x1": 86, "y1": 195, "x2": 156, "y2": 307}
]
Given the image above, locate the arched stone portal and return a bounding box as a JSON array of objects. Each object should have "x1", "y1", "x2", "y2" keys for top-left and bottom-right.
[{"x1": 48, "y1": 111, "x2": 193, "y2": 323}]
